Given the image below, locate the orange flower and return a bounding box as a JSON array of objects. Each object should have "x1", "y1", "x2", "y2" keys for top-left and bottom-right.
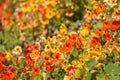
[
  {"x1": 52, "y1": 53, "x2": 60, "y2": 59},
  {"x1": 102, "y1": 20, "x2": 111, "y2": 30},
  {"x1": 95, "y1": 28, "x2": 103, "y2": 35},
  {"x1": 60, "y1": 39, "x2": 73, "y2": 52},
  {"x1": 69, "y1": 32, "x2": 78, "y2": 43},
  {"x1": 95, "y1": 3, "x2": 105, "y2": 15},
  {"x1": 111, "y1": 20, "x2": 120, "y2": 31},
  {"x1": 2, "y1": 71, "x2": 10, "y2": 80},
  {"x1": 30, "y1": 66, "x2": 40, "y2": 76},
  {"x1": 76, "y1": 38, "x2": 82, "y2": 48},
  {"x1": 112, "y1": 10, "x2": 120, "y2": 20},
  {"x1": 7, "y1": 67, "x2": 16, "y2": 79},
  {"x1": 0, "y1": 52, "x2": 6, "y2": 61},
  {"x1": 104, "y1": 32, "x2": 112, "y2": 41},
  {"x1": 90, "y1": 36, "x2": 100, "y2": 48}
]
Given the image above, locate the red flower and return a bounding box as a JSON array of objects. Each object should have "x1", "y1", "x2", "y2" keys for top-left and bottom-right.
[
  {"x1": 22, "y1": 67, "x2": 27, "y2": 73},
  {"x1": 17, "y1": 11, "x2": 23, "y2": 18},
  {"x1": 104, "y1": 32, "x2": 112, "y2": 41},
  {"x1": 33, "y1": 43, "x2": 40, "y2": 50},
  {"x1": 2, "y1": 71, "x2": 10, "y2": 80},
  {"x1": 67, "y1": 66, "x2": 75, "y2": 75},
  {"x1": 90, "y1": 36, "x2": 100, "y2": 48},
  {"x1": 7, "y1": 67, "x2": 16, "y2": 78},
  {"x1": 0, "y1": 61, "x2": 3, "y2": 71},
  {"x1": 46, "y1": 61, "x2": 53, "y2": 72},
  {"x1": 30, "y1": 66, "x2": 40, "y2": 76},
  {"x1": 111, "y1": 20, "x2": 120, "y2": 31},
  {"x1": 46, "y1": 66, "x2": 52, "y2": 72}
]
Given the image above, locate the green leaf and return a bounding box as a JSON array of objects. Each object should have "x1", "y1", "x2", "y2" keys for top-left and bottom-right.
[
  {"x1": 112, "y1": 50, "x2": 119, "y2": 56},
  {"x1": 83, "y1": 72, "x2": 92, "y2": 80},
  {"x1": 93, "y1": 21, "x2": 103, "y2": 29},
  {"x1": 86, "y1": 58, "x2": 96, "y2": 70},
  {"x1": 71, "y1": 48, "x2": 78, "y2": 57},
  {"x1": 108, "y1": 75, "x2": 120, "y2": 80},
  {"x1": 96, "y1": 73, "x2": 105, "y2": 80},
  {"x1": 104, "y1": 63, "x2": 120, "y2": 75}
]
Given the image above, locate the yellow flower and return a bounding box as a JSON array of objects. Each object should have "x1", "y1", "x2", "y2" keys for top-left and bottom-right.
[
  {"x1": 30, "y1": 50, "x2": 40, "y2": 60},
  {"x1": 6, "y1": 52, "x2": 12, "y2": 61},
  {"x1": 45, "y1": 45, "x2": 51, "y2": 52},
  {"x1": 79, "y1": 28, "x2": 89, "y2": 37},
  {"x1": 51, "y1": 45, "x2": 60, "y2": 53},
  {"x1": 77, "y1": 58, "x2": 84, "y2": 68},
  {"x1": 12, "y1": 46, "x2": 22, "y2": 55},
  {"x1": 104, "y1": 0, "x2": 117, "y2": 7},
  {"x1": 45, "y1": 8, "x2": 54, "y2": 19},
  {"x1": 95, "y1": 63, "x2": 102, "y2": 69},
  {"x1": 59, "y1": 23, "x2": 67, "y2": 33},
  {"x1": 55, "y1": 11, "x2": 61, "y2": 19},
  {"x1": 63, "y1": 75, "x2": 71, "y2": 80},
  {"x1": 27, "y1": 23, "x2": 33, "y2": 29},
  {"x1": 21, "y1": 3, "x2": 32, "y2": 13}
]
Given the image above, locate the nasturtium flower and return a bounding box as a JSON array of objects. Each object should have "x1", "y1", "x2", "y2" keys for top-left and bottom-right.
[
  {"x1": 112, "y1": 10, "x2": 120, "y2": 20},
  {"x1": 90, "y1": 36, "x2": 100, "y2": 48},
  {"x1": 84, "y1": 10, "x2": 94, "y2": 22},
  {"x1": 12, "y1": 46, "x2": 22, "y2": 56},
  {"x1": 63, "y1": 75, "x2": 71, "y2": 80},
  {"x1": 111, "y1": 20, "x2": 120, "y2": 31},
  {"x1": 60, "y1": 23, "x2": 67, "y2": 33},
  {"x1": 45, "y1": 8, "x2": 54, "y2": 19},
  {"x1": 30, "y1": 66, "x2": 40, "y2": 76},
  {"x1": 6, "y1": 52, "x2": 12, "y2": 61},
  {"x1": 95, "y1": 3, "x2": 105, "y2": 15},
  {"x1": 104, "y1": 32, "x2": 112, "y2": 41},
  {"x1": 30, "y1": 50, "x2": 40, "y2": 60},
  {"x1": 79, "y1": 23, "x2": 90, "y2": 37}
]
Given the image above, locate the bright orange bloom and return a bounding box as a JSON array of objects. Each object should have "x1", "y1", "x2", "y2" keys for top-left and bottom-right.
[
  {"x1": 76, "y1": 38, "x2": 82, "y2": 48},
  {"x1": 102, "y1": 20, "x2": 111, "y2": 30},
  {"x1": 30, "y1": 66, "x2": 40, "y2": 76},
  {"x1": 52, "y1": 53, "x2": 60, "y2": 59},
  {"x1": 90, "y1": 36, "x2": 100, "y2": 48},
  {"x1": 69, "y1": 33, "x2": 78, "y2": 43},
  {"x1": 111, "y1": 20, "x2": 120, "y2": 31},
  {"x1": 95, "y1": 3, "x2": 105, "y2": 15},
  {"x1": 95, "y1": 28, "x2": 103, "y2": 35},
  {"x1": 60, "y1": 39, "x2": 73, "y2": 52},
  {"x1": 104, "y1": 32, "x2": 112, "y2": 41},
  {"x1": 7, "y1": 67, "x2": 16, "y2": 79},
  {"x1": 0, "y1": 52, "x2": 6, "y2": 61},
  {"x1": 2, "y1": 71, "x2": 10, "y2": 80}
]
